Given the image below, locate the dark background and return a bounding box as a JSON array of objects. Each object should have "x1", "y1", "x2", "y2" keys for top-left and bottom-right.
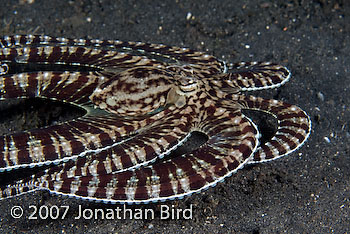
[{"x1": 0, "y1": 0, "x2": 349, "y2": 233}]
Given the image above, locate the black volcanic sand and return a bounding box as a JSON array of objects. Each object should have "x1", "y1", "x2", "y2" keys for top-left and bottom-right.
[{"x1": 0, "y1": 1, "x2": 349, "y2": 233}]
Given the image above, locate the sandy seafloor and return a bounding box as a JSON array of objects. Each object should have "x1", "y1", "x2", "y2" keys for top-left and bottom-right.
[{"x1": 0, "y1": 0, "x2": 349, "y2": 233}]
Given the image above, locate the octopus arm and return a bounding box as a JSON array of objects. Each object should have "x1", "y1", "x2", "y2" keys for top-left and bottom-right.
[
  {"x1": 217, "y1": 62, "x2": 291, "y2": 91},
  {"x1": 238, "y1": 95, "x2": 311, "y2": 163}
]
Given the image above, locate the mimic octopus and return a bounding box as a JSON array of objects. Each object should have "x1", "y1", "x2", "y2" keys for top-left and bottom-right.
[{"x1": 0, "y1": 35, "x2": 311, "y2": 204}]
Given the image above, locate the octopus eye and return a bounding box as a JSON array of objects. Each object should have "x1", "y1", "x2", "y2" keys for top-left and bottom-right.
[
  {"x1": 176, "y1": 75, "x2": 199, "y2": 95},
  {"x1": 90, "y1": 67, "x2": 175, "y2": 116}
]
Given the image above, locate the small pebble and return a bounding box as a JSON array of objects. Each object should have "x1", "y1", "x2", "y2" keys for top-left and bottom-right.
[
  {"x1": 317, "y1": 92, "x2": 325, "y2": 101},
  {"x1": 186, "y1": 12, "x2": 192, "y2": 20},
  {"x1": 324, "y1": 136, "x2": 331, "y2": 143}
]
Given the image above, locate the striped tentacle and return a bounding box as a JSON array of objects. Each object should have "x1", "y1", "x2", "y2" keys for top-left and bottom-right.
[
  {"x1": 237, "y1": 95, "x2": 311, "y2": 163},
  {"x1": 0, "y1": 35, "x2": 224, "y2": 78},
  {"x1": 0, "y1": 71, "x2": 102, "y2": 105},
  {"x1": 0, "y1": 113, "x2": 154, "y2": 172},
  {"x1": 210, "y1": 62, "x2": 291, "y2": 92},
  {"x1": 43, "y1": 109, "x2": 193, "y2": 178},
  {"x1": 0, "y1": 36, "x2": 160, "y2": 65},
  {"x1": 0, "y1": 43, "x2": 103, "y2": 104},
  {"x1": 4, "y1": 105, "x2": 259, "y2": 203},
  {"x1": 0, "y1": 43, "x2": 165, "y2": 73}
]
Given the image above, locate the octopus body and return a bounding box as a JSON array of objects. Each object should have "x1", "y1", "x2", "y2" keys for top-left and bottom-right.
[{"x1": 0, "y1": 35, "x2": 310, "y2": 204}]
